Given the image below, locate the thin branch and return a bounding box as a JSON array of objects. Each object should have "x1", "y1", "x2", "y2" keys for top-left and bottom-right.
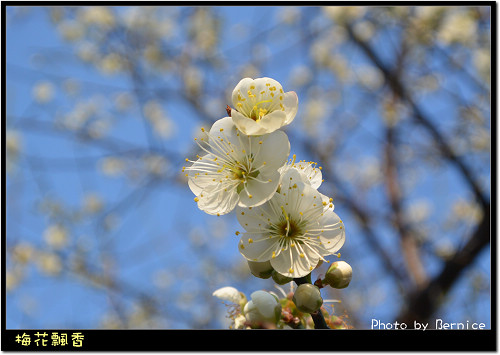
[
  {"x1": 345, "y1": 23, "x2": 489, "y2": 210},
  {"x1": 302, "y1": 138, "x2": 411, "y2": 289},
  {"x1": 396, "y1": 204, "x2": 490, "y2": 326},
  {"x1": 384, "y1": 120, "x2": 427, "y2": 287}
]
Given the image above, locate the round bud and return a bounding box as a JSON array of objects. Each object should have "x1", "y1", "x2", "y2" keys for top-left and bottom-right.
[
  {"x1": 243, "y1": 290, "x2": 282, "y2": 324},
  {"x1": 271, "y1": 270, "x2": 293, "y2": 285},
  {"x1": 324, "y1": 261, "x2": 352, "y2": 289},
  {"x1": 292, "y1": 284, "x2": 323, "y2": 313},
  {"x1": 247, "y1": 260, "x2": 274, "y2": 279}
]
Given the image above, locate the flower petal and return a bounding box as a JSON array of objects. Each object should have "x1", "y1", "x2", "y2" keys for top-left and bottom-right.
[
  {"x1": 187, "y1": 153, "x2": 218, "y2": 196},
  {"x1": 236, "y1": 196, "x2": 283, "y2": 233},
  {"x1": 232, "y1": 78, "x2": 254, "y2": 108},
  {"x1": 271, "y1": 243, "x2": 320, "y2": 278},
  {"x1": 238, "y1": 233, "x2": 278, "y2": 262},
  {"x1": 253, "y1": 77, "x2": 282, "y2": 91},
  {"x1": 279, "y1": 169, "x2": 325, "y2": 222},
  {"x1": 231, "y1": 110, "x2": 269, "y2": 136},
  {"x1": 320, "y1": 192, "x2": 332, "y2": 209},
  {"x1": 318, "y1": 210, "x2": 345, "y2": 253},
  {"x1": 252, "y1": 130, "x2": 290, "y2": 175},
  {"x1": 279, "y1": 161, "x2": 322, "y2": 189},
  {"x1": 213, "y1": 286, "x2": 243, "y2": 304},
  {"x1": 197, "y1": 184, "x2": 239, "y2": 215},
  {"x1": 295, "y1": 161, "x2": 323, "y2": 189},
  {"x1": 209, "y1": 116, "x2": 240, "y2": 147},
  {"x1": 238, "y1": 171, "x2": 280, "y2": 208},
  {"x1": 256, "y1": 110, "x2": 287, "y2": 134},
  {"x1": 283, "y1": 91, "x2": 298, "y2": 125}
]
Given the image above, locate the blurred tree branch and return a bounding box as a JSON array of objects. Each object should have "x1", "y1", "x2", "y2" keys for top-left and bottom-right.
[
  {"x1": 343, "y1": 18, "x2": 490, "y2": 325},
  {"x1": 396, "y1": 203, "x2": 490, "y2": 325},
  {"x1": 345, "y1": 23, "x2": 489, "y2": 209},
  {"x1": 384, "y1": 118, "x2": 427, "y2": 287},
  {"x1": 301, "y1": 137, "x2": 410, "y2": 290}
]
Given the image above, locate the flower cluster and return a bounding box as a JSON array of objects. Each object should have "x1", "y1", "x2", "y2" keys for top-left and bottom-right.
[
  {"x1": 212, "y1": 285, "x2": 349, "y2": 329},
  {"x1": 184, "y1": 76, "x2": 347, "y2": 280}
]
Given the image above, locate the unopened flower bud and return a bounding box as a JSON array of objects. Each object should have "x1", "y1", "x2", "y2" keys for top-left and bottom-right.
[
  {"x1": 243, "y1": 290, "x2": 282, "y2": 324},
  {"x1": 247, "y1": 260, "x2": 274, "y2": 279},
  {"x1": 271, "y1": 270, "x2": 293, "y2": 285},
  {"x1": 324, "y1": 261, "x2": 352, "y2": 289},
  {"x1": 292, "y1": 284, "x2": 323, "y2": 313}
]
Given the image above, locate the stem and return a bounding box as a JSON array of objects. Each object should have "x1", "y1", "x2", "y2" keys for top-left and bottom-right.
[
  {"x1": 310, "y1": 310, "x2": 330, "y2": 329},
  {"x1": 294, "y1": 274, "x2": 312, "y2": 286},
  {"x1": 293, "y1": 275, "x2": 331, "y2": 329}
]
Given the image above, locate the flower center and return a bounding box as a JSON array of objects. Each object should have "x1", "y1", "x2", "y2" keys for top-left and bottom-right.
[
  {"x1": 267, "y1": 206, "x2": 306, "y2": 243},
  {"x1": 236, "y1": 83, "x2": 286, "y2": 121},
  {"x1": 231, "y1": 166, "x2": 259, "y2": 194},
  {"x1": 250, "y1": 100, "x2": 273, "y2": 122},
  {"x1": 277, "y1": 218, "x2": 302, "y2": 239},
  {"x1": 231, "y1": 167, "x2": 246, "y2": 180}
]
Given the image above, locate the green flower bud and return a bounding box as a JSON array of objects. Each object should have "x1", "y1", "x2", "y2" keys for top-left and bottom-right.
[
  {"x1": 292, "y1": 284, "x2": 323, "y2": 313},
  {"x1": 271, "y1": 270, "x2": 293, "y2": 285},
  {"x1": 324, "y1": 261, "x2": 352, "y2": 289},
  {"x1": 247, "y1": 260, "x2": 274, "y2": 279},
  {"x1": 243, "y1": 290, "x2": 282, "y2": 324}
]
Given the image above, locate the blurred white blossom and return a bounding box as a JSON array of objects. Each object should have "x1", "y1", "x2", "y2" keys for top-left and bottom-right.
[
  {"x1": 100, "y1": 157, "x2": 125, "y2": 176},
  {"x1": 437, "y1": 9, "x2": 478, "y2": 45},
  {"x1": 36, "y1": 252, "x2": 63, "y2": 276},
  {"x1": 78, "y1": 6, "x2": 115, "y2": 28},
  {"x1": 6, "y1": 130, "x2": 21, "y2": 172},
  {"x1": 33, "y1": 81, "x2": 55, "y2": 103},
  {"x1": 43, "y1": 224, "x2": 69, "y2": 250}
]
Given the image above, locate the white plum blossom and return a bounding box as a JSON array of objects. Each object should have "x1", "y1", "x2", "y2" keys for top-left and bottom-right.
[
  {"x1": 230, "y1": 77, "x2": 298, "y2": 136},
  {"x1": 212, "y1": 286, "x2": 246, "y2": 305},
  {"x1": 184, "y1": 117, "x2": 290, "y2": 215},
  {"x1": 279, "y1": 155, "x2": 335, "y2": 211},
  {"x1": 279, "y1": 155, "x2": 323, "y2": 189},
  {"x1": 278, "y1": 155, "x2": 338, "y2": 212},
  {"x1": 212, "y1": 286, "x2": 249, "y2": 329},
  {"x1": 233, "y1": 314, "x2": 247, "y2": 329},
  {"x1": 236, "y1": 168, "x2": 345, "y2": 278}
]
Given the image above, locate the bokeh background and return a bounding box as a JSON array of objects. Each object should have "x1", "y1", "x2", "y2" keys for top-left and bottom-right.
[{"x1": 5, "y1": 5, "x2": 491, "y2": 329}]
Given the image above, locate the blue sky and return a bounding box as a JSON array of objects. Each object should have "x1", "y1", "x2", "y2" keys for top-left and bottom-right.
[{"x1": 5, "y1": 5, "x2": 491, "y2": 330}]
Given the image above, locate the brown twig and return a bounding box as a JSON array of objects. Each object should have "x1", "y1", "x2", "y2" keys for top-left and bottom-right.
[
  {"x1": 345, "y1": 23, "x2": 488, "y2": 210},
  {"x1": 396, "y1": 204, "x2": 490, "y2": 325},
  {"x1": 384, "y1": 116, "x2": 427, "y2": 287},
  {"x1": 344, "y1": 22, "x2": 491, "y2": 325}
]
